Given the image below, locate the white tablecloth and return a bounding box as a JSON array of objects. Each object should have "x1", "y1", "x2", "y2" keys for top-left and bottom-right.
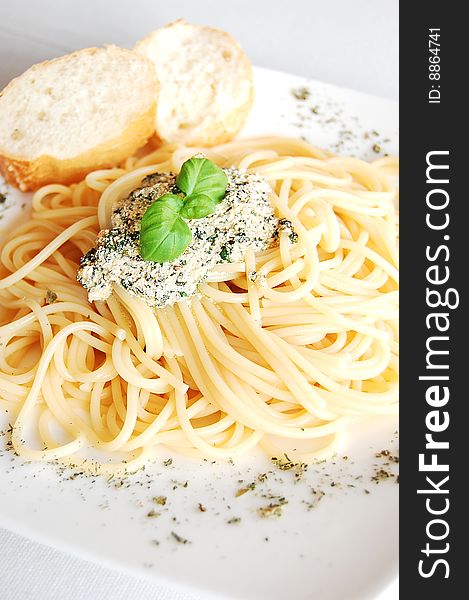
[{"x1": 0, "y1": 1, "x2": 398, "y2": 598}]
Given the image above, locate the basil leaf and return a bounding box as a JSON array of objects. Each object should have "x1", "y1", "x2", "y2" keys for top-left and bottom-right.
[
  {"x1": 138, "y1": 158, "x2": 228, "y2": 264},
  {"x1": 179, "y1": 194, "x2": 220, "y2": 219},
  {"x1": 147, "y1": 193, "x2": 184, "y2": 214},
  {"x1": 176, "y1": 157, "x2": 228, "y2": 203},
  {"x1": 139, "y1": 194, "x2": 191, "y2": 263}
]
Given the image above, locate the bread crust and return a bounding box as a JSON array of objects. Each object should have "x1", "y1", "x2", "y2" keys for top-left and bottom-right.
[
  {"x1": 0, "y1": 106, "x2": 156, "y2": 191},
  {"x1": 0, "y1": 46, "x2": 158, "y2": 191},
  {"x1": 135, "y1": 20, "x2": 254, "y2": 147}
]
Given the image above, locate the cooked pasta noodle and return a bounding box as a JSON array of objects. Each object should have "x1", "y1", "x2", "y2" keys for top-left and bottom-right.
[{"x1": 0, "y1": 137, "x2": 399, "y2": 474}]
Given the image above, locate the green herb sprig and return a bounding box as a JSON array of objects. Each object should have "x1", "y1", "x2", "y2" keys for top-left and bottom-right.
[{"x1": 139, "y1": 157, "x2": 228, "y2": 263}]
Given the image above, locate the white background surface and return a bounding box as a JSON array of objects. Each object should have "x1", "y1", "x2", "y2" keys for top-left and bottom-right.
[{"x1": 0, "y1": 0, "x2": 398, "y2": 598}]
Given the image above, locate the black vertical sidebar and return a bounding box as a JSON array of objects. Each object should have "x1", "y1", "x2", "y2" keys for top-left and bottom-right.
[{"x1": 400, "y1": 3, "x2": 465, "y2": 596}]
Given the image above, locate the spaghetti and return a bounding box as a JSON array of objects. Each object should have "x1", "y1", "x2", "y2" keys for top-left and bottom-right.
[{"x1": 0, "y1": 137, "x2": 399, "y2": 474}]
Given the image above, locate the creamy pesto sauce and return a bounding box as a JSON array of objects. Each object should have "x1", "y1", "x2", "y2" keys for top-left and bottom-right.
[{"x1": 78, "y1": 168, "x2": 279, "y2": 308}]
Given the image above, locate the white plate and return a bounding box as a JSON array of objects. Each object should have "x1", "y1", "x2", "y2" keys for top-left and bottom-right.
[{"x1": 0, "y1": 66, "x2": 399, "y2": 600}]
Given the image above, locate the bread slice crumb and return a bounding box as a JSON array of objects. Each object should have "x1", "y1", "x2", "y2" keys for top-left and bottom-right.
[
  {"x1": 0, "y1": 46, "x2": 158, "y2": 191},
  {"x1": 135, "y1": 20, "x2": 254, "y2": 146}
]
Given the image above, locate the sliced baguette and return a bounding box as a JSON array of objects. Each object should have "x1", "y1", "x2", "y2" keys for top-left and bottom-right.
[
  {"x1": 135, "y1": 20, "x2": 254, "y2": 146},
  {"x1": 0, "y1": 46, "x2": 158, "y2": 191}
]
